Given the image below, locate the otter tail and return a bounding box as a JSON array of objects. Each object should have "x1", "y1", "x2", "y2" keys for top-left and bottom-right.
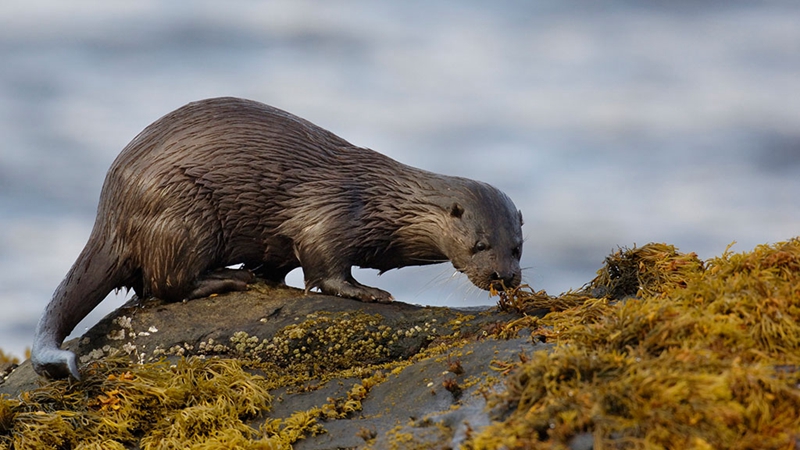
[{"x1": 31, "y1": 231, "x2": 126, "y2": 379}]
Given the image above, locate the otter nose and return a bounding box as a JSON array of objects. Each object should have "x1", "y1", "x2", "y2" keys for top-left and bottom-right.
[{"x1": 489, "y1": 271, "x2": 517, "y2": 289}]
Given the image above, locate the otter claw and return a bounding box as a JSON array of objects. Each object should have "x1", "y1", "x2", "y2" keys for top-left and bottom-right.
[{"x1": 374, "y1": 294, "x2": 394, "y2": 304}]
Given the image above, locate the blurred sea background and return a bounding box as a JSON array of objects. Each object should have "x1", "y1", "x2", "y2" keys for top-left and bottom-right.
[{"x1": 1, "y1": 1, "x2": 799, "y2": 358}]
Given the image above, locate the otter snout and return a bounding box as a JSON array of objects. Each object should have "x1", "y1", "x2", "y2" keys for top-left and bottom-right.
[
  {"x1": 489, "y1": 269, "x2": 520, "y2": 290},
  {"x1": 452, "y1": 237, "x2": 523, "y2": 292},
  {"x1": 460, "y1": 259, "x2": 522, "y2": 292}
]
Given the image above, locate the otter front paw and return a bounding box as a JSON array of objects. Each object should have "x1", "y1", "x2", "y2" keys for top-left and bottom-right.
[
  {"x1": 316, "y1": 279, "x2": 394, "y2": 303},
  {"x1": 31, "y1": 348, "x2": 80, "y2": 380},
  {"x1": 350, "y1": 285, "x2": 394, "y2": 303}
]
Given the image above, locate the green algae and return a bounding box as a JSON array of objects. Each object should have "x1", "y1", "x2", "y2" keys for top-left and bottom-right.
[{"x1": 470, "y1": 241, "x2": 800, "y2": 449}]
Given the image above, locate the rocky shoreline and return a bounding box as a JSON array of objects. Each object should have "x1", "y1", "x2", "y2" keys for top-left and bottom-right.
[{"x1": 3, "y1": 241, "x2": 800, "y2": 449}]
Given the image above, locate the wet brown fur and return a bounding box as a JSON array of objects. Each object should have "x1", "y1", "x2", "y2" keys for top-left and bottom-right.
[{"x1": 32, "y1": 97, "x2": 523, "y2": 378}]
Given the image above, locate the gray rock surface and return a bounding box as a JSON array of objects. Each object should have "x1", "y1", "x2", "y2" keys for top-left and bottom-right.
[{"x1": 1, "y1": 282, "x2": 547, "y2": 448}]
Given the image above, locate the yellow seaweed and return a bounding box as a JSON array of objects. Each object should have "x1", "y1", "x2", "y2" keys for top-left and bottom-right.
[
  {"x1": 5, "y1": 240, "x2": 800, "y2": 448},
  {"x1": 470, "y1": 240, "x2": 800, "y2": 449}
]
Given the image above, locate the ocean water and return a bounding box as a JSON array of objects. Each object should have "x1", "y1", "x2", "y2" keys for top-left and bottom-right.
[{"x1": 1, "y1": 0, "x2": 799, "y2": 358}]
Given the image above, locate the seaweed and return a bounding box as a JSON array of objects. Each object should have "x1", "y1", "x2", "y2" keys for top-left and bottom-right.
[
  {"x1": 0, "y1": 356, "x2": 280, "y2": 449},
  {"x1": 469, "y1": 241, "x2": 800, "y2": 449},
  {"x1": 0, "y1": 351, "x2": 19, "y2": 367},
  {"x1": 0, "y1": 328, "x2": 404, "y2": 448},
  {"x1": 6, "y1": 240, "x2": 800, "y2": 448}
]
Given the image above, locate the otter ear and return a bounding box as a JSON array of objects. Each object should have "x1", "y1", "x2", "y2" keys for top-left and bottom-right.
[
  {"x1": 449, "y1": 203, "x2": 464, "y2": 218},
  {"x1": 431, "y1": 196, "x2": 464, "y2": 218},
  {"x1": 518, "y1": 210, "x2": 524, "y2": 226}
]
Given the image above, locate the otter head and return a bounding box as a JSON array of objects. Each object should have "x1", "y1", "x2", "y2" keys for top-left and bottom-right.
[{"x1": 435, "y1": 181, "x2": 524, "y2": 292}]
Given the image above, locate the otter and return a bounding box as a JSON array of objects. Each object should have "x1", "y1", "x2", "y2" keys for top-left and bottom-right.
[{"x1": 31, "y1": 97, "x2": 524, "y2": 379}]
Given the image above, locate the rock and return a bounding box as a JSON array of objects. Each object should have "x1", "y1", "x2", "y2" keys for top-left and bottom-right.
[{"x1": 0, "y1": 281, "x2": 545, "y2": 448}]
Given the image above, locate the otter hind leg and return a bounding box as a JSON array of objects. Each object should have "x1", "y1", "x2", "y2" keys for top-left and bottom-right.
[{"x1": 185, "y1": 268, "x2": 254, "y2": 300}]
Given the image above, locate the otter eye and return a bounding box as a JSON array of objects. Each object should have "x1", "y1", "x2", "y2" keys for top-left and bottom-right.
[
  {"x1": 473, "y1": 241, "x2": 488, "y2": 253},
  {"x1": 511, "y1": 245, "x2": 522, "y2": 259}
]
